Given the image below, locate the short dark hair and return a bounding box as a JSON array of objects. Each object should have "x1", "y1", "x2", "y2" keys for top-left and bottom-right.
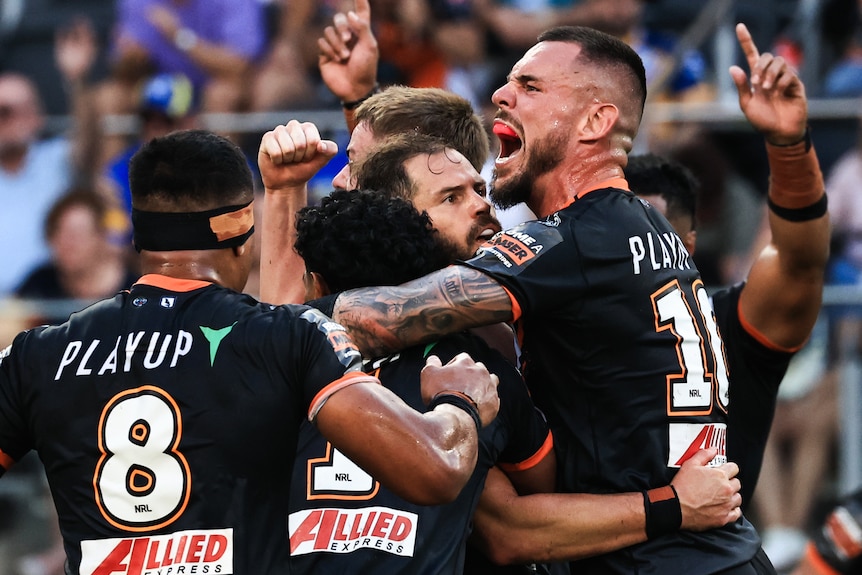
[
  {"x1": 537, "y1": 26, "x2": 647, "y2": 115},
  {"x1": 294, "y1": 189, "x2": 452, "y2": 294},
  {"x1": 354, "y1": 86, "x2": 489, "y2": 172},
  {"x1": 129, "y1": 129, "x2": 253, "y2": 211},
  {"x1": 352, "y1": 133, "x2": 454, "y2": 202},
  {"x1": 626, "y1": 153, "x2": 699, "y2": 225}
]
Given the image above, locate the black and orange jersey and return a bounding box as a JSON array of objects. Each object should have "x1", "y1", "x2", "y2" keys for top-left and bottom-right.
[
  {"x1": 461, "y1": 185, "x2": 762, "y2": 574},
  {"x1": 288, "y1": 331, "x2": 553, "y2": 574},
  {"x1": 712, "y1": 283, "x2": 794, "y2": 508},
  {"x1": 0, "y1": 274, "x2": 370, "y2": 575}
]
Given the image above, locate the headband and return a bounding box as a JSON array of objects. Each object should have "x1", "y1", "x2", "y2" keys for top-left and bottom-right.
[{"x1": 132, "y1": 201, "x2": 254, "y2": 252}]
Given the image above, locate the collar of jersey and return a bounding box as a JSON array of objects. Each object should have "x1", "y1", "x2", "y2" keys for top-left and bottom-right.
[
  {"x1": 562, "y1": 177, "x2": 630, "y2": 209},
  {"x1": 134, "y1": 274, "x2": 213, "y2": 292}
]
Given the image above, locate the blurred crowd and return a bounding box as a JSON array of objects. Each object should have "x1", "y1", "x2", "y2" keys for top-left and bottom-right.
[{"x1": 0, "y1": 1, "x2": 861, "y2": 574}]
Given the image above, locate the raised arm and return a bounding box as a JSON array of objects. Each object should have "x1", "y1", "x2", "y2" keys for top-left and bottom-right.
[
  {"x1": 729, "y1": 23, "x2": 830, "y2": 349},
  {"x1": 471, "y1": 449, "x2": 742, "y2": 564},
  {"x1": 55, "y1": 17, "x2": 99, "y2": 177},
  {"x1": 315, "y1": 353, "x2": 500, "y2": 505},
  {"x1": 258, "y1": 121, "x2": 338, "y2": 304},
  {"x1": 317, "y1": 0, "x2": 379, "y2": 133},
  {"x1": 332, "y1": 264, "x2": 514, "y2": 357}
]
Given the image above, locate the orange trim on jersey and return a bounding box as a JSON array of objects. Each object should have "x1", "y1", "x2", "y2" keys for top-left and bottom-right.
[
  {"x1": 802, "y1": 541, "x2": 842, "y2": 575},
  {"x1": 308, "y1": 372, "x2": 382, "y2": 422},
  {"x1": 134, "y1": 274, "x2": 213, "y2": 292},
  {"x1": 561, "y1": 177, "x2": 631, "y2": 209},
  {"x1": 0, "y1": 448, "x2": 14, "y2": 471},
  {"x1": 498, "y1": 430, "x2": 554, "y2": 472},
  {"x1": 502, "y1": 286, "x2": 522, "y2": 322},
  {"x1": 736, "y1": 299, "x2": 805, "y2": 353}
]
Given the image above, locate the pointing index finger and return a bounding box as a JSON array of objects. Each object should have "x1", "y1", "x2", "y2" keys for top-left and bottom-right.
[
  {"x1": 354, "y1": 0, "x2": 371, "y2": 20},
  {"x1": 735, "y1": 23, "x2": 760, "y2": 69}
]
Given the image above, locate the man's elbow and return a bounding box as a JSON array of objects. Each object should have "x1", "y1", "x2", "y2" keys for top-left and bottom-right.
[{"x1": 397, "y1": 463, "x2": 473, "y2": 506}]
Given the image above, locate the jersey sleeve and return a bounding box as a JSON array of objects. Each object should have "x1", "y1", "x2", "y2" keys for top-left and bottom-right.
[
  {"x1": 426, "y1": 332, "x2": 552, "y2": 469},
  {"x1": 487, "y1": 351, "x2": 553, "y2": 470},
  {"x1": 290, "y1": 306, "x2": 379, "y2": 422},
  {"x1": 0, "y1": 331, "x2": 37, "y2": 475},
  {"x1": 459, "y1": 220, "x2": 580, "y2": 318}
]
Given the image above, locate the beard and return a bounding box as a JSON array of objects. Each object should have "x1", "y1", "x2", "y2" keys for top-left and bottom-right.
[{"x1": 490, "y1": 130, "x2": 568, "y2": 210}]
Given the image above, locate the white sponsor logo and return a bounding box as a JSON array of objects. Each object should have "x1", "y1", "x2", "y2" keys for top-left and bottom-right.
[
  {"x1": 289, "y1": 507, "x2": 417, "y2": 557},
  {"x1": 629, "y1": 231, "x2": 691, "y2": 275},
  {"x1": 667, "y1": 422, "x2": 727, "y2": 468},
  {"x1": 79, "y1": 528, "x2": 233, "y2": 575},
  {"x1": 53, "y1": 331, "x2": 194, "y2": 380},
  {"x1": 160, "y1": 297, "x2": 175, "y2": 309}
]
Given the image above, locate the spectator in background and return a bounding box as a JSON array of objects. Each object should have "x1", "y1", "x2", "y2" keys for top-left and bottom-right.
[
  {"x1": 822, "y1": 0, "x2": 862, "y2": 98},
  {"x1": 247, "y1": 0, "x2": 324, "y2": 112},
  {"x1": 93, "y1": 0, "x2": 266, "y2": 168},
  {"x1": 0, "y1": 73, "x2": 73, "y2": 296},
  {"x1": 105, "y1": 72, "x2": 199, "y2": 217},
  {"x1": 15, "y1": 189, "x2": 137, "y2": 320}
]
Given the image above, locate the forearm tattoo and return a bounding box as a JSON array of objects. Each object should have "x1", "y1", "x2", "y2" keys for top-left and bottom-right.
[{"x1": 333, "y1": 266, "x2": 513, "y2": 357}]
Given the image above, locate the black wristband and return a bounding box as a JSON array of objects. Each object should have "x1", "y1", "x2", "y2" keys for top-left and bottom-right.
[
  {"x1": 643, "y1": 485, "x2": 682, "y2": 539},
  {"x1": 767, "y1": 193, "x2": 828, "y2": 222},
  {"x1": 767, "y1": 126, "x2": 812, "y2": 152},
  {"x1": 429, "y1": 390, "x2": 482, "y2": 432},
  {"x1": 341, "y1": 83, "x2": 381, "y2": 111}
]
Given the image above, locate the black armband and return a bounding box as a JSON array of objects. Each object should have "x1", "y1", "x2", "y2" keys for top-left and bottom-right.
[
  {"x1": 767, "y1": 193, "x2": 828, "y2": 222},
  {"x1": 341, "y1": 83, "x2": 381, "y2": 111},
  {"x1": 643, "y1": 485, "x2": 682, "y2": 539},
  {"x1": 429, "y1": 390, "x2": 482, "y2": 432}
]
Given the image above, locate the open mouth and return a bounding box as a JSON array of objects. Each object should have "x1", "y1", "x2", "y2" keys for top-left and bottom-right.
[{"x1": 493, "y1": 121, "x2": 523, "y2": 163}]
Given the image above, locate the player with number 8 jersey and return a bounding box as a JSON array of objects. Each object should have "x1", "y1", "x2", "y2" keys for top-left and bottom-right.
[
  {"x1": 0, "y1": 129, "x2": 501, "y2": 575},
  {"x1": 0, "y1": 278, "x2": 368, "y2": 573}
]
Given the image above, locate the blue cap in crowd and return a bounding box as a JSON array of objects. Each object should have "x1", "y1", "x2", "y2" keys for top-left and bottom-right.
[{"x1": 139, "y1": 73, "x2": 196, "y2": 119}]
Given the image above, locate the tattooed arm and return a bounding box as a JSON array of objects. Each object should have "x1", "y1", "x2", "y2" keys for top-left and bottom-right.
[{"x1": 331, "y1": 265, "x2": 515, "y2": 358}]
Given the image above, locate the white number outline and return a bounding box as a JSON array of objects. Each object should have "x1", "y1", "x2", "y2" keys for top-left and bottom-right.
[
  {"x1": 93, "y1": 385, "x2": 191, "y2": 532},
  {"x1": 652, "y1": 279, "x2": 730, "y2": 416}
]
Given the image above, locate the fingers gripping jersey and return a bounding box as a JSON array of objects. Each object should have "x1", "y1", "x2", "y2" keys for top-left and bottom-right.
[
  {"x1": 462, "y1": 188, "x2": 762, "y2": 574},
  {"x1": 0, "y1": 275, "x2": 367, "y2": 575},
  {"x1": 288, "y1": 331, "x2": 552, "y2": 574}
]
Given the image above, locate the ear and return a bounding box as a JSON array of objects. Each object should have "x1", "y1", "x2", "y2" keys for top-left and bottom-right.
[
  {"x1": 231, "y1": 244, "x2": 248, "y2": 257},
  {"x1": 303, "y1": 271, "x2": 330, "y2": 301},
  {"x1": 580, "y1": 103, "x2": 619, "y2": 141},
  {"x1": 683, "y1": 229, "x2": 697, "y2": 256}
]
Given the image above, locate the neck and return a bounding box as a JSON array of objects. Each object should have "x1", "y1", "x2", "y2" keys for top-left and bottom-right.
[
  {"x1": 144, "y1": 262, "x2": 223, "y2": 284},
  {"x1": 528, "y1": 159, "x2": 626, "y2": 217},
  {"x1": 140, "y1": 251, "x2": 227, "y2": 287}
]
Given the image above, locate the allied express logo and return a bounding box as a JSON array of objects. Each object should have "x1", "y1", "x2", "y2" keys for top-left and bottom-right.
[
  {"x1": 79, "y1": 528, "x2": 233, "y2": 574},
  {"x1": 289, "y1": 507, "x2": 418, "y2": 557}
]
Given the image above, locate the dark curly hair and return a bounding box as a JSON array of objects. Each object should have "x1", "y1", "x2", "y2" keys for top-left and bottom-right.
[{"x1": 294, "y1": 189, "x2": 455, "y2": 294}]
